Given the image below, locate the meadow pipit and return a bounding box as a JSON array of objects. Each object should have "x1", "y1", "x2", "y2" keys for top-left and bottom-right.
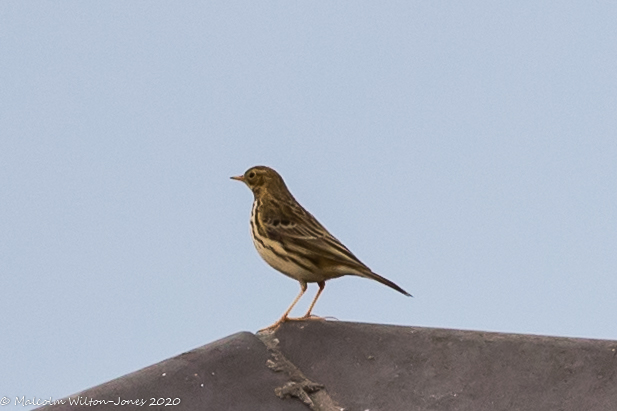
[{"x1": 232, "y1": 166, "x2": 411, "y2": 330}]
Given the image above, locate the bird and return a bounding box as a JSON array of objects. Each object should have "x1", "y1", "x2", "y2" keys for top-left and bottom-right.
[{"x1": 231, "y1": 166, "x2": 411, "y2": 330}]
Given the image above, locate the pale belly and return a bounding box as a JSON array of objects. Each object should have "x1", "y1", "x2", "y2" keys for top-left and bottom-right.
[{"x1": 252, "y1": 233, "x2": 325, "y2": 283}]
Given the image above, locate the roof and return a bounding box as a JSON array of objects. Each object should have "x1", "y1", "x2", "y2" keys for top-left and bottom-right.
[{"x1": 38, "y1": 321, "x2": 617, "y2": 410}]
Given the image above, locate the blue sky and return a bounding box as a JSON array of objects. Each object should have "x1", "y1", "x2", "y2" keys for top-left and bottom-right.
[{"x1": 2, "y1": 1, "x2": 616, "y2": 406}]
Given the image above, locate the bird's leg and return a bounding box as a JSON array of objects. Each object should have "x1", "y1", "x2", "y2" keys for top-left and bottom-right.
[
  {"x1": 296, "y1": 281, "x2": 326, "y2": 320},
  {"x1": 259, "y1": 281, "x2": 307, "y2": 331}
]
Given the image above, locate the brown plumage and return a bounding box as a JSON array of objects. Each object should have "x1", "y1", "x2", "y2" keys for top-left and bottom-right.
[{"x1": 232, "y1": 165, "x2": 411, "y2": 330}]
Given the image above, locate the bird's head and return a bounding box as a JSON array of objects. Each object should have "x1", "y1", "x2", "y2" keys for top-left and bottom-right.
[{"x1": 231, "y1": 166, "x2": 289, "y2": 197}]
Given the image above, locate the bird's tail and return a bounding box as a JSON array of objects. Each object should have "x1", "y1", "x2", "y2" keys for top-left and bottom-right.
[{"x1": 358, "y1": 270, "x2": 412, "y2": 297}]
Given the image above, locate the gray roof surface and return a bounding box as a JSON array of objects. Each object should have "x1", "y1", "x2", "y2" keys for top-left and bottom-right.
[{"x1": 38, "y1": 321, "x2": 617, "y2": 411}]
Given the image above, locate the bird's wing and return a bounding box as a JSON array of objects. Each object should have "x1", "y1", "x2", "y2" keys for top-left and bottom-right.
[
  {"x1": 259, "y1": 199, "x2": 371, "y2": 271},
  {"x1": 257, "y1": 196, "x2": 412, "y2": 297}
]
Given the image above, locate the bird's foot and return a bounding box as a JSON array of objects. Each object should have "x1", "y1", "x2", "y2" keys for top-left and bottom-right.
[
  {"x1": 258, "y1": 314, "x2": 329, "y2": 333},
  {"x1": 258, "y1": 314, "x2": 295, "y2": 332},
  {"x1": 258, "y1": 320, "x2": 285, "y2": 332}
]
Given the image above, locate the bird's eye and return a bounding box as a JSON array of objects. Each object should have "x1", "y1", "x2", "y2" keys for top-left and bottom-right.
[{"x1": 248, "y1": 171, "x2": 256, "y2": 179}]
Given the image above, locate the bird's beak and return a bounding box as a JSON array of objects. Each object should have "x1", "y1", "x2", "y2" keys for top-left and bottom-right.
[{"x1": 230, "y1": 175, "x2": 245, "y2": 182}]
